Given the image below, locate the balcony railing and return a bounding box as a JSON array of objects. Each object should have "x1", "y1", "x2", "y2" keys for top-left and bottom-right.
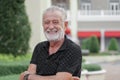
[
  {"x1": 66, "y1": 10, "x2": 120, "y2": 21},
  {"x1": 78, "y1": 10, "x2": 120, "y2": 16}
]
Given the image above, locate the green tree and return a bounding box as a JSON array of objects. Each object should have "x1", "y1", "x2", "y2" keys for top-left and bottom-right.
[
  {"x1": 0, "y1": 0, "x2": 31, "y2": 57},
  {"x1": 89, "y1": 36, "x2": 100, "y2": 53},
  {"x1": 108, "y1": 38, "x2": 119, "y2": 51},
  {"x1": 81, "y1": 38, "x2": 90, "y2": 49}
]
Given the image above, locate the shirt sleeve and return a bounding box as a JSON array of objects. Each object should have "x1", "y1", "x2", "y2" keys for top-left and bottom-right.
[
  {"x1": 57, "y1": 48, "x2": 82, "y2": 77},
  {"x1": 30, "y1": 44, "x2": 39, "y2": 64}
]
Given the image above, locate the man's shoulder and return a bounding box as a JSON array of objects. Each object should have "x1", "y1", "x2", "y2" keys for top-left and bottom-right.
[
  {"x1": 35, "y1": 41, "x2": 48, "y2": 48},
  {"x1": 65, "y1": 39, "x2": 81, "y2": 54},
  {"x1": 67, "y1": 39, "x2": 80, "y2": 49}
]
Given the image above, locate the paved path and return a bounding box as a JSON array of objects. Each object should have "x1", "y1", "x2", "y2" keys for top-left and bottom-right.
[
  {"x1": 83, "y1": 55, "x2": 120, "y2": 80},
  {"x1": 100, "y1": 61, "x2": 120, "y2": 80}
]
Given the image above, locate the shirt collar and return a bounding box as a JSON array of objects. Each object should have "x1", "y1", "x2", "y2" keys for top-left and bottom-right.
[
  {"x1": 58, "y1": 35, "x2": 68, "y2": 51},
  {"x1": 43, "y1": 35, "x2": 68, "y2": 52}
]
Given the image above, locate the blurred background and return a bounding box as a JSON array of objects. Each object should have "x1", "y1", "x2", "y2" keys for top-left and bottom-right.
[{"x1": 0, "y1": 0, "x2": 120, "y2": 80}]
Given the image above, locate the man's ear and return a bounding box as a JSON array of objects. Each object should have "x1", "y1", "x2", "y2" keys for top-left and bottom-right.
[{"x1": 64, "y1": 21, "x2": 68, "y2": 29}]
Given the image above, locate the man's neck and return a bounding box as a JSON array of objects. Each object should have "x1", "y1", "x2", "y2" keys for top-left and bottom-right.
[
  {"x1": 49, "y1": 38, "x2": 64, "y2": 55},
  {"x1": 50, "y1": 38, "x2": 64, "y2": 47}
]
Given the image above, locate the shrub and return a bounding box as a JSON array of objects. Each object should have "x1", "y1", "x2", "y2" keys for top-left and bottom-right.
[
  {"x1": 89, "y1": 36, "x2": 100, "y2": 53},
  {"x1": 0, "y1": 53, "x2": 30, "y2": 76},
  {"x1": 0, "y1": 53, "x2": 31, "y2": 62},
  {"x1": 108, "y1": 38, "x2": 119, "y2": 51},
  {"x1": 0, "y1": 0, "x2": 31, "y2": 57},
  {"x1": 0, "y1": 74, "x2": 19, "y2": 80},
  {"x1": 0, "y1": 64, "x2": 28, "y2": 76},
  {"x1": 81, "y1": 38, "x2": 90, "y2": 49},
  {"x1": 82, "y1": 64, "x2": 102, "y2": 71}
]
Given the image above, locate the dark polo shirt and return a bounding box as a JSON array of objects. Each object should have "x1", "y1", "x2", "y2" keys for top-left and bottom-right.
[{"x1": 30, "y1": 36, "x2": 82, "y2": 77}]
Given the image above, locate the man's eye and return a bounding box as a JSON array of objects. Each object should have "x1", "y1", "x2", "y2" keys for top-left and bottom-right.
[
  {"x1": 44, "y1": 21, "x2": 50, "y2": 24},
  {"x1": 53, "y1": 21, "x2": 59, "y2": 24}
]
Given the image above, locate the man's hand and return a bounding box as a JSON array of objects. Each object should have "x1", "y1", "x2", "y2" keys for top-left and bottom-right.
[
  {"x1": 72, "y1": 76, "x2": 80, "y2": 80},
  {"x1": 19, "y1": 71, "x2": 30, "y2": 80}
]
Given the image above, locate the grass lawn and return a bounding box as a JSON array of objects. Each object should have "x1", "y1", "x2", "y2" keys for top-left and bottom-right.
[
  {"x1": 0, "y1": 53, "x2": 31, "y2": 78},
  {"x1": 0, "y1": 74, "x2": 19, "y2": 80}
]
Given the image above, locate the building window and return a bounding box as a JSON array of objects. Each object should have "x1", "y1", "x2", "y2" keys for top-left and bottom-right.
[
  {"x1": 110, "y1": 3, "x2": 119, "y2": 11},
  {"x1": 80, "y1": 0, "x2": 91, "y2": 10},
  {"x1": 79, "y1": 0, "x2": 91, "y2": 15},
  {"x1": 81, "y1": 3, "x2": 91, "y2": 10},
  {"x1": 109, "y1": 0, "x2": 120, "y2": 15}
]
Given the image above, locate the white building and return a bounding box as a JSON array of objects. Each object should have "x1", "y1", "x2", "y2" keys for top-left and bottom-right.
[{"x1": 25, "y1": 0, "x2": 120, "y2": 52}]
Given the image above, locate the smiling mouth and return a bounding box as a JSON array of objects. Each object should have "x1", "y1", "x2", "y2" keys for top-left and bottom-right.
[
  {"x1": 47, "y1": 29, "x2": 58, "y2": 33},
  {"x1": 47, "y1": 31, "x2": 57, "y2": 34}
]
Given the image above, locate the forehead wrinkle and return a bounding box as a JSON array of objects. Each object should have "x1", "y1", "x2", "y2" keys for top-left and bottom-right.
[{"x1": 43, "y1": 11, "x2": 63, "y2": 21}]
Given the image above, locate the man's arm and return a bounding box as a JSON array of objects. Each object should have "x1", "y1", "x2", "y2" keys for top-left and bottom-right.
[
  {"x1": 27, "y1": 64, "x2": 36, "y2": 74},
  {"x1": 19, "y1": 64, "x2": 36, "y2": 80},
  {"x1": 20, "y1": 64, "x2": 73, "y2": 80},
  {"x1": 20, "y1": 64, "x2": 80, "y2": 80},
  {"x1": 28, "y1": 72, "x2": 73, "y2": 80}
]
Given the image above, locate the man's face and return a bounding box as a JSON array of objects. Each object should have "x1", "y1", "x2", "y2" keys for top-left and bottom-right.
[{"x1": 43, "y1": 11, "x2": 65, "y2": 41}]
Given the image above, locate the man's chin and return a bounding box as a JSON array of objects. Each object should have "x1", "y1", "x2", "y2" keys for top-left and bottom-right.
[{"x1": 47, "y1": 38, "x2": 58, "y2": 41}]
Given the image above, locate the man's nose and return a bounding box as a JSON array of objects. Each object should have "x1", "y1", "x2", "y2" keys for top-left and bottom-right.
[{"x1": 49, "y1": 23, "x2": 54, "y2": 29}]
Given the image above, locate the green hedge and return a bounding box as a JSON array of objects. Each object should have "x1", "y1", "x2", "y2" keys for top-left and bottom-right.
[
  {"x1": 0, "y1": 74, "x2": 19, "y2": 80},
  {"x1": 0, "y1": 54, "x2": 30, "y2": 76},
  {"x1": 108, "y1": 38, "x2": 119, "y2": 51},
  {"x1": 89, "y1": 36, "x2": 100, "y2": 53},
  {"x1": 81, "y1": 36, "x2": 100, "y2": 53},
  {"x1": 0, "y1": 0, "x2": 31, "y2": 57},
  {"x1": 81, "y1": 38, "x2": 90, "y2": 49},
  {"x1": 82, "y1": 63, "x2": 102, "y2": 71},
  {"x1": 0, "y1": 64, "x2": 28, "y2": 76}
]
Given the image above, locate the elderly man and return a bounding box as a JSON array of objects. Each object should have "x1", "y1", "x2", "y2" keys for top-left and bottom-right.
[{"x1": 20, "y1": 6, "x2": 82, "y2": 80}]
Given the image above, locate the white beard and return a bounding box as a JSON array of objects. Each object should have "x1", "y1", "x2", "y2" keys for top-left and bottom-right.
[{"x1": 44, "y1": 28, "x2": 65, "y2": 41}]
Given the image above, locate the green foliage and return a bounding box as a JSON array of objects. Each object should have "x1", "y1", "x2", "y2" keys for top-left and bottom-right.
[
  {"x1": 0, "y1": 54, "x2": 31, "y2": 76},
  {"x1": 81, "y1": 36, "x2": 100, "y2": 53},
  {"x1": 0, "y1": 53, "x2": 32, "y2": 62},
  {"x1": 82, "y1": 64, "x2": 101, "y2": 71},
  {"x1": 108, "y1": 38, "x2": 119, "y2": 51},
  {"x1": 81, "y1": 38, "x2": 90, "y2": 49},
  {"x1": 0, "y1": 64, "x2": 28, "y2": 76},
  {"x1": 89, "y1": 36, "x2": 100, "y2": 53},
  {"x1": 0, "y1": 0, "x2": 31, "y2": 57},
  {"x1": 0, "y1": 74, "x2": 19, "y2": 80}
]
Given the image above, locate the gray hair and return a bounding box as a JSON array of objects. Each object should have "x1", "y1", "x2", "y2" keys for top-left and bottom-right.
[{"x1": 43, "y1": 6, "x2": 67, "y2": 21}]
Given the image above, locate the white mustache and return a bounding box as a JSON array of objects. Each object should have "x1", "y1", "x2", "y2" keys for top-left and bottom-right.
[
  {"x1": 44, "y1": 27, "x2": 65, "y2": 41},
  {"x1": 46, "y1": 28, "x2": 57, "y2": 33}
]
